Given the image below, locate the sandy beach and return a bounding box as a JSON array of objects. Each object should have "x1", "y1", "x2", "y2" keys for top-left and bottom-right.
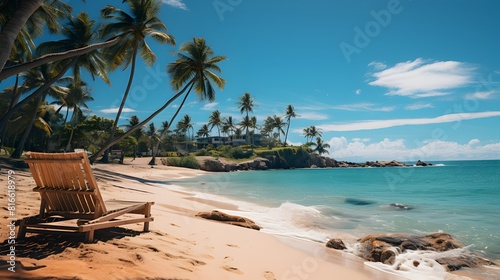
[{"x1": 0, "y1": 157, "x2": 391, "y2": 280}]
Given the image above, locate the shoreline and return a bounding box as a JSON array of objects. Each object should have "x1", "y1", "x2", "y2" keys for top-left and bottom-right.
[
  {"x1": 0, "y1": 157, "x2": 378, "y2": 279},
  {"x1": 1, "y1": 157, "x2": 496, "y2": 279}
]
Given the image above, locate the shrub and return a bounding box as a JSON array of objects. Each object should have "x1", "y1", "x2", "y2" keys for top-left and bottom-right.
[
  {"x1": 227, "y1": 147, "x2": 253, "y2": 159},
  {"x1": 166, "y1": 155, "x2": 200, "y2": 169},
  {"x1": 195, "y1": 149, "x2": 210, "y2": 156}
]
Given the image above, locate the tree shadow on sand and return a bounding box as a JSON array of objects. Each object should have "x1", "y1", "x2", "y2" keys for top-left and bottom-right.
[{"x1": 0, "y1": 227, "x2": 144, "y2": 260}]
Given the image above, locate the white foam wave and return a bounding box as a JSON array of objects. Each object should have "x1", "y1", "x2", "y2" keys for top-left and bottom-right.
[
  {"x1": 434, "y1": 163, "x2": 446, "y2": 167},
  {"x1": 223, "y1": 202, "x2": 335, "y2": 243}
]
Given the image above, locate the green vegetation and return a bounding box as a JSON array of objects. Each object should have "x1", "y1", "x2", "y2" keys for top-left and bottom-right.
[
  {"x1": 0, "y1": 1, "x2": 331, "y2": 162},
  {"x1": 166, "y1": 155, "x2": 200, "y2": 169}
]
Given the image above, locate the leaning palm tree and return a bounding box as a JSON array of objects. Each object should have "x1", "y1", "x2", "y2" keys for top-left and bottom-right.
[
  {"x1": 283, "y1": 104, "x2": 298, "y2": 146},
  {"x1": 0, "y1": 0, "x2": 72, "y2": 74},
  {"x1": 0, "y1": 12, "x2": 109, "y2": 141},
  {"x1": 99, "y1": 0, "x2": 175, "y2": 162},
  {"x1": 236, "y1": 92, "x2": 254, "y2": 144},
  {"x1": 313, "y1": 137, "x2": 330, "y2": 155},
  {"x1": 89, "y1": 37, "x2": 226, "y2": 164}
]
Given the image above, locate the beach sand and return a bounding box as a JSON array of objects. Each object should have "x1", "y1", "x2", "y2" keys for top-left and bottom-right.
[{"x1": 0, "y1": 157, "x2": 401, "y2": 279}]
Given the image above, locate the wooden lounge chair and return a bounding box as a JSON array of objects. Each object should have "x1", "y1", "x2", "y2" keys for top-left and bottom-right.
[{"x1": 17, "y1": 151, "x2": 154, "y2": 242}]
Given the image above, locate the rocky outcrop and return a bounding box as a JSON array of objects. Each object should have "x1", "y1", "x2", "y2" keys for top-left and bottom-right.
[
  {"x1": 196, "y1": 153, "x2": 432, "y2": 172},
  {"x1": 416, "y1": 160, "x2": 433, "y2": 166},
  {"x1": 345, "y1": 232, "x2": 495, "y2": 271},
  {"x1": 196, "y1": 210, "x2": 261, "y2": 231}
]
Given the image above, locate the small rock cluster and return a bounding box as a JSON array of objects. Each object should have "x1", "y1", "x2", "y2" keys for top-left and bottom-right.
[{"x1": 326, "y1": 233, "x2": 495, "y2": 271}]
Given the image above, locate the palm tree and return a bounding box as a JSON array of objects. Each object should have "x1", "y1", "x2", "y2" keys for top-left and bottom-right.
[
  {"x1": 223, "y1": 116, "x2": 236, "y2": 145},
  {"x1": 0, "y1": 0, "x2": 72, "y2": 73},
  {"x1": 197, "y1": 124, "x2": 210, "y2": 139},
  {"x1": 10, "y1": 64, "x2": 69, "y2": 158},
  {"x1": 283, "y1": 104, "x2": 298, "y2": 146},
  {"x1": 273, "y1": 115, "x2": 286, "y2": 144},
  {"x1": 53, "y1": 79, "x2": 93, "y2": 126},
  {"x1": 0, "y1": 0, "x2": 123, "y2": 83},
  {"x1": 237, "y1": 92, "x2": 254, "y2": 144},
  {"x1": 250, "y1": 116, "x2": 257, "y2": 147},
  {"x1": 177, "y1": 114, "x2": 193, "y2": 149},
  {"x1": 123, "y1": 115, "x2": 144, "y2": 142},
  {"x1": 262, "y1": 116, "x2": 275, "y2": 139},
  {"x1": 145, "y1": 122, "x2": 159, "y2": 159},
  {"x1": 99, "y1": 0, "x2": 175, "y2": 163},
  {"x1": 304, "y1": 125, "x2": 322, "y2": 143},
  {"x1": 89, "y1": 37, "x2": 226, "y2": 164},
  {"x1": 150, "y1": 121, "x2": 170, "y2": 165},
  {"x1": 122, "y1": 115, "x2": 143, "y2": 158},
  {"x1": 61, "y1": 80, "x2": 93, "y2": 151},
  {"x1": 313, "y1": 137, "x2": 330, "y2": 155},
  {"x1": 0, "y1": 12, "x2": 109, "y2": 140},
  {"x1": 239, "y1": 115, "x2": 253, "y2": 144},
  {"x1": 208, "y1": 110, "x2": 222, "y2": 139}
]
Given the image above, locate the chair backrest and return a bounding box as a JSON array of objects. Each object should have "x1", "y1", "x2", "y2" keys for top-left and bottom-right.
[{"x1": 24, "y1": 152, "x2": 107, "y2": 217}]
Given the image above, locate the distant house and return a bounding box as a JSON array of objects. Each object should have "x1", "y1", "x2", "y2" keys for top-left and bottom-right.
[{"x1": 195, "y1": 134, "x2": 262, "y2": 149}]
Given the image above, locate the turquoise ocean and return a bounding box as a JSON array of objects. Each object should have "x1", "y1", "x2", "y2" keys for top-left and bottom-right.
[{"x1": 167, "y1": 160, "x2": 500, "y2": 279}]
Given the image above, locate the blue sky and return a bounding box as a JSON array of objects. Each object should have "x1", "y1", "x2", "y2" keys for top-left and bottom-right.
[{"x1": 11, "y1": 0, "x2": 500, "y2": 161}]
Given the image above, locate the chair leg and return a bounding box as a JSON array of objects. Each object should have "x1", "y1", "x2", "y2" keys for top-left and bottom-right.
[
  {"x1": 17, "y1": 219, "x2": 26, "y2": 239},
  {"x1": 85, "y1": 230, "x2": 94, "y2": 243},
  {"x1": 143, "y1": 204, "x2": 152, "y2": 232}
]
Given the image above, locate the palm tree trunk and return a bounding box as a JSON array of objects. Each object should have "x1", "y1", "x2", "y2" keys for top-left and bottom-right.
[
  {"x1": 149, "y1": 89, "x2": 192, "y2": 165},
  {"x1": 102, "y1": 47, "x2": 138, "y2": 163},
  {"x1": 65, "y1": 126, "x2": 76, "y2": 152},
  {"x1": 0, "y1": 73, "x2": 21, "y2": 149},
  {"x1": 90, "y1": 80, "x2": 195, "y2": 164},
  {"x1": 0, "y1": 0, "x2": 43, "y2": 73},
  {"x1": 0, "y1": 37, "x2": 119, "y2": 81},
  {"x1": 0, "y1": 59, "x2": 77, "y2": 138},
  {"x1": 64, "y1": 109, "x2": 78, "y2": 152},
  {"x1": 10, "y1": 94, "x2": 44, "y2": 158},
  {"x1": 284, "y1": 119, "x2": 291, "y2": 146}
]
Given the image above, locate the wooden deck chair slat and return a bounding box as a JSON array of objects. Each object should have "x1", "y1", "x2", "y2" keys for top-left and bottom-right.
[
  {"x1": 79, "y1": 217, "x2": 154, "y2": 232},
  {"x1": 44, "y1": 193, "x2": 59, "y2": 213},
  {"x1": 61, "y1": 192, "x2": 76, "y2": 212},
  {"x1": 26, "y1": 162, "x2": 44, "y2": 188}
]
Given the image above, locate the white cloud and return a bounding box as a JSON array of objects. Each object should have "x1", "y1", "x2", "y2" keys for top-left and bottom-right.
[
  {"x1": 368, "y1": 61, "x2": 387, "y2": 70},
  {"x1": 405, "y1": 103, "x2": 434, "y2": 110},
  {"x1": 161, "y1": 0, "x2": 188, "y2": 10},
  {"x1": 327, "y1": 137, "x2": 500, "y2": 161},
  {"x1": 318, "y1": 111, "x2": 500, "y2": 132},
  {"x1": 355, "y1": 89, "x2": 362, "y2": 95},
  {"x1": 352, "y1": 137, "x2": 371, "y2": 142},
  {"x1": 298, "y1": 112, "x2": 329, "y2": 120},
  {"x1": 369, "y1": 58, "x2": 475, "y2": 98},
  {"x1": 330, "y1": 103, "x2": 396, "y2": 112},
  {"x1": 465, "y1": 90, "x2": 499, "y2": 100},
  {"x1": 99, "y1": 107, "x2": 136, "y2": 114},
  {"x1": 202, "y1": 102, "x2": 219, "y2": 111}
]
